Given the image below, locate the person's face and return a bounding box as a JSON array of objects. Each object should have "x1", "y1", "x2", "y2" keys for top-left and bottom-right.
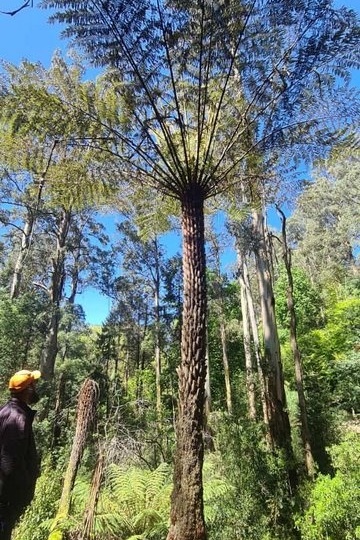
[{"x1": 25, "y1": 383, "x2": 39, "y2": 405}]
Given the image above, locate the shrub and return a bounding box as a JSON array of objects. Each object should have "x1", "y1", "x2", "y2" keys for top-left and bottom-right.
[{"x1": 297, "y1": 434, "x2": 360, "y2": 540}]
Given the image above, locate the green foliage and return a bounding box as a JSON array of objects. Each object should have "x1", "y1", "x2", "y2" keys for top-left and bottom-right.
[
  {"x1": 207, "y1": 274, "x2": 244, "y2": 410},
  {"x1": 297, "y1": 434, "x2": 360, "y2": 540},
  {"x1": 205, "y1": 416, "x2": 297, "y2": 540},
  {"x1": 331, "y1": 352, "x2": 360, "y2": 413},
  {"x1": 288, "y1": 150, "x2": 360, "y2": 285},
  {"x1": 14, "y1": 458, "x2": 64, "y2": 540},
  {"x1": 275, "y1": 266, "x2": 323, "y2": 337},
  {"x1": 0, "y1": 289, "x2": 45, "y2": 398},
  {"x1": 68, "y1": 463, "x2": 172, "y2": 540},
  {"x1": 302, "y1": 297, "x2": 360, "y2": 363}
]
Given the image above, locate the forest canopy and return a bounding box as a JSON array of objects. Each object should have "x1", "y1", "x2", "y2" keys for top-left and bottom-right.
[{"x1": 0, "y1": 0, "x2": 359, "y2": 539}]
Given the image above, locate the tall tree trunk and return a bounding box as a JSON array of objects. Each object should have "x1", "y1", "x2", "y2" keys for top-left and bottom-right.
[
  {"x1": 205, "y1": 330, "x2": 212, "y2": 417},
  {"x1": 10, "y1": 212, "x2": 34, "y2": 299},
  {"x1": 277, "y1": 207, "x2": 315, "y2": 477},
  {"x1": 252, "y1": 209, "x2": 293, "y2": 460},
  {"x1": 51, "y1": 372, "x2": 66, "y2": 450},
  {"x1": 208, "y1": 231, "x2": 232, "y2": 414},
  {"x1": 168, "y1": 185, "x2": 207, "y2": 540},
  {"x1": 235, "y1": 238, "x2": 270, "y2": 428},
  {"x1": 203, "y1": 330, "x2": 215, "y2": 452},
  {"x1": 41, "y1": 208, "x2": 71, "y2": 380},
  {"x1": 153, "y1": 237, "x2": 162, "y2": 421},
  {"x1": 136, "y1": 308, "x2": 148, "y2": 405},
  {"x1": 219, "y1": 320, "x2": 232, "y2": 414},
  {"x1": 48, "y1": 379, "x2": 99, "y2": 540},
  {"x1": 238, "y1": 263, "x2": 257, "y2": 419},
  {"x1": 10, "y1": 149, "x2": 55, "y2": 299}
]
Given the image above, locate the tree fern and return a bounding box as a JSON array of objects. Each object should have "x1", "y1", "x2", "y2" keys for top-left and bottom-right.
[{"x1": 68, "y1": 462, "x2": 171, "y2": 540}]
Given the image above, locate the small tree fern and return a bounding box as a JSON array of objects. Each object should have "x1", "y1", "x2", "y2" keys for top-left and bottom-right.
[{"x1": 68, "y1": 462, "x2": 172, "y2": 540}]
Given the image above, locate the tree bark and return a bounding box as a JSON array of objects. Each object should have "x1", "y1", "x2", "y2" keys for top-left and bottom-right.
[
  {"x1": 252, "y1": 209, "x2": 293, "y2": 458},
  {"x1": 153, "y1": 237, "x2": 162, "y2": 421},
  {"x1": 239, "y1": 265, "x2": 257, "y2": 419},
  {"x1": 208, "y1": 231, "x2": 232, "y2": 414},
  {"x1": 205, "y1": 330, "x2": 212, "y2": 418},
  {"x1": 49, "y1": 379, "x2": 99, "y2": 540},
  {"x1": 41, "y1": 208, "x2": 71, "y2": 380},
  {"x1": 277, "y1": 207, "x2": 315, "y2": 477},
  {"x1": 235, "y1": 241, "x2": 269, "y2": 428},
  {"x1": 10, "y1": 212, "x2": 34, "y2": 299},
  {"x1": 167, "y1": 184, "x2": 207, "y2": 540}
]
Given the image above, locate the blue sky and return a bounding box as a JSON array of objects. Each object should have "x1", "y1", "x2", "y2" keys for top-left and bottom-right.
[{"x1": 0, "y1": 1, "x2": 359, "y2": 324}]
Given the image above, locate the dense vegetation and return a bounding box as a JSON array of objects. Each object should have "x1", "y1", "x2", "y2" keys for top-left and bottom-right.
[{"x1": 0, "y1": 0, "x2": 359, "y2": 538}]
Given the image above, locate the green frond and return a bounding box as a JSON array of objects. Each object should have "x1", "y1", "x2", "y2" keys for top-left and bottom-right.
[
  {"x1": 123, "y1": 186, "x2": 181, "y2": 241},
  {"x1": 89, "y1": 463, "x2": 171, "y2": 539}
]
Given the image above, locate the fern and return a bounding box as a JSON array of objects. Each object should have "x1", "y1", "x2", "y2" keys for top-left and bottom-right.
[{"x1": 67, "y1": 462, "x2": 171, "y2": 540}]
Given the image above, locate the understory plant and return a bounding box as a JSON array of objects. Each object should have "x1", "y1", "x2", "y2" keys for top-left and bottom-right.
[
  {"x1": 205, "y1": 416, "x2": 298, "y2": 540},
  {"x1": 297, "y1": 433, "x2": 360, "y2": 540}
]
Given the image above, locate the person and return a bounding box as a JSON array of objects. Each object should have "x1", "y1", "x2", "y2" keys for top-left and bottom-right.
[{"x1": 0, "y1": 370, "x2": 41, "y2": 540}]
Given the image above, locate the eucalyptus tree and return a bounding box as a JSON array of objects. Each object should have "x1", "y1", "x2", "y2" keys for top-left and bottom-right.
[
  {"x1": 0, "y1": 137, "x2": 56, "y2": 299},
  {"x1": 65, "y1": 210, "x2": 113, "y2": 306},
  {"x1": 106, "y1": 272, "x2": 155, "y2": 404},
  {"x1": 36, "y1": 0, "x2": 360, "y2": 537},
  {"x1": 115, "y1": 220, "x2": 167, "y2": 418},
  {"x1": 0, "y1": 57, "x2": 116, "y2": 379},
  {"x1": 206, "y1": 227, "x2": 233, "y2": 415},
  {"x1": 276, "y1": 206, "x2": 315, "y2": 477},
  {"x1": 288, "y1": 149, "x2": 360, "y2": 286}
]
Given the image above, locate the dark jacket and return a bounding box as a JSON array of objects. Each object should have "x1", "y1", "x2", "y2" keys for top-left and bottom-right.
[{"x1": 0, "y1": 397, "x2": 39, "y2": 512}]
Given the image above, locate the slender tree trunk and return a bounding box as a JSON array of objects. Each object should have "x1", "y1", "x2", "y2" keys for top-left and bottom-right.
[
  {"x1": 10, "y1": 213, "x2": 34, "y2": 299},
  {"x1": 235, "y1": 239, "x2": 269, "y2": 428},
  {"x1": 68, "y1": 251, "x2": 80, "y2": 305},
  {"x1": 153, "y1": 239, "x2": 162, "y2": 420},
  {"x1": 238, "y1": 264, "x2": 257, "y2": 419},
  {"x1": 51, "y1": 373, "x2": 66, "y2": 450},
  {"x1": 205, "y1": 330, "x2": 212, "y2": 417},
  {"x1": 10, "y1": 151, "x2": 55, "y2": 300},
  {"x1": 167, "y1": 185, "x2": 207, "y2": 540},
  {"x1": 277, "y1": 207, "x2": 315, "y2": 477},
  {"x1": 219, "y1": 320, "x2": 232, "y2": 414},
  {"x1": 204, "y1": 330, "x2": 215, "y2": 451},
  {"x1": 252, "y1": 209, "x2": 293, "y2": 458},
  {"x1": 48, "y1": 379, "x2": 99, "y2": 540},
  {"x1": 41, "y1": 208, "x2": 71, "y2": 380},
  {"x1": 208, "y1": 231, "x2": 232, "y2": 414},
  {"x1": 136, "y1": 308, "x2": 148, "y2": 405}
]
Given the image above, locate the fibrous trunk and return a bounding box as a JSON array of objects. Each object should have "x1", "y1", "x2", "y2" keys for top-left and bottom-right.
[
  {"x1": 167, "y1": 185, "x2": 207, "y2": 540},
  {"x1": 48, "y1": 379, "x2": 99, "y2": 540}
]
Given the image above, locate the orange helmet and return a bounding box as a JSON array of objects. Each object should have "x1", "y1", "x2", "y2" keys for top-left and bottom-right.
[{"x1": 8, "y1": 370, "x2": 41, "y2": 392}]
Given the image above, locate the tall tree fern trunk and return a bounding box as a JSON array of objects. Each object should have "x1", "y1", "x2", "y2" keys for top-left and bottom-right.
[
  {"x1": 49, "y1": 379, "x2": 99, "y2": 540},
  {"x1": 168, "y1": 184, "x2": 207, "y2": 540}
]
